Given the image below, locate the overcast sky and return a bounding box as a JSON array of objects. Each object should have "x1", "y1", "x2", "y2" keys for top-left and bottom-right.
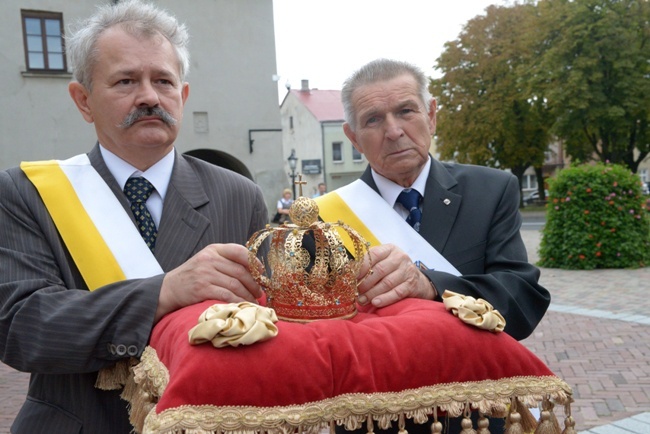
[{"x1": 272, "y1": 0, "x2": 506, "y2": 100}]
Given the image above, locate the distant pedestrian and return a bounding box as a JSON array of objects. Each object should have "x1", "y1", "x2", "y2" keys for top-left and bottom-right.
[
  {"x1": 275, "y1": 188, "x2": 293, "y2": 223},
  {"x1": 312, "y1": 182, "x2": 327, "y2": 198}
]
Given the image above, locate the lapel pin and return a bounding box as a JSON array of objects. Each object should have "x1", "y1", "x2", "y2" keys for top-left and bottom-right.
[{"x1": 443, "y1": 198, "x2": 451, "y2": 206}]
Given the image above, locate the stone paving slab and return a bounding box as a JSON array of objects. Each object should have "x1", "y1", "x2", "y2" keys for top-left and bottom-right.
[
  {"x1": 0, "y1": 364, "x2": 28, "y2": 434},
  {"x1": 520, "y1": 229, "x2": 650, "y2": 433},
  {"x1": 0, "y1": 229, "x2": 648, "y2": 433},
  {"x1": 521, "y1": 310, "x2": 650, "y2": 431},
  {"x1": 581, "y1": 412, "x2": 650, "y2": 434}
]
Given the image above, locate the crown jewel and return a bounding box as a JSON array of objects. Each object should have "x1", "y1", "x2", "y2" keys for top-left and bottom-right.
[{"x1": 247, "y1": 186, "x2": 371, "y2": 323}]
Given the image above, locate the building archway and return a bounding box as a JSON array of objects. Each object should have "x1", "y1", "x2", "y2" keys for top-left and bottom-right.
[{"x1": 184, "y1": 149, "x2": 253, "y2": 181}]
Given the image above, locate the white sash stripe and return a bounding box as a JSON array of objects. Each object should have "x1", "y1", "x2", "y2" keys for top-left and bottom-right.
[
  {"x1": 58, "y1": 154, "x2": 163, "y2": 279},
  {"x1": 336, "y1": 180, "x2": 461, "y2": 276}
]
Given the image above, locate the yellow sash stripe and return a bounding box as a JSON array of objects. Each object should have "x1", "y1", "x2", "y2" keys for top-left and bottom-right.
[
  {"x1": 315, "y1": 192, "x2": 381, "y2": 259},
  {"x1": 21, "y1": 161, "x2": 126, "y2": 290}
]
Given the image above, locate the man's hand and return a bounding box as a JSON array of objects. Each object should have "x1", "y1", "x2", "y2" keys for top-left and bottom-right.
[
  {"x1": 156, "y1": 244, "x2": 262, "y2": 322},
  {"x1": 356, "y1": 244, "x2": 436, "y2": 307}
]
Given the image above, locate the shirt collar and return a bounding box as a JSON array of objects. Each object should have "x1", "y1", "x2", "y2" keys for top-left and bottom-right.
[
  {"x1": 99, "y1": 144, "x2": 175, "y2": 201},
  {"x1": 371, "y1": 156, "x2": 431, "y2": 207}
]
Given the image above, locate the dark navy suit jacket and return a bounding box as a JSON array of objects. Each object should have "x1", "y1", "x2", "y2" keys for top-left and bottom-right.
[{"x1": 360, "y1": 158, "x2": 550, "y2": 340}]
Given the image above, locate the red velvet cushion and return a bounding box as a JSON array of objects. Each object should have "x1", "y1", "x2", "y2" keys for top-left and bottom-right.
[{"x1": 149, "y1": 298, "x2": 554, "y2": 413}]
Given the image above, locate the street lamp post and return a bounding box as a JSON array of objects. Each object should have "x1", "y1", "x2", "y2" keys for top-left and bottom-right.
[{"x1": 287, "y1": 149, "x2": 298, "y2": 198}]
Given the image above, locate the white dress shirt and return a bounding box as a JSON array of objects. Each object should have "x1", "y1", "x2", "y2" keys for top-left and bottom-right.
[
  {"x1": 371, "y1": 156, "x2": 432, "y2": 219},
  {"x1": 99, "y1": 145, "x2": 174, "y2": 227}
]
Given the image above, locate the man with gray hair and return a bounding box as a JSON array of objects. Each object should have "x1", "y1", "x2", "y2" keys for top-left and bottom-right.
[
  {"x1": 317, "y1": 58, "x2": 551, "y2": 433},
  {"x1": 0, "y1": 1, "x2": 267, "y2": 432}
]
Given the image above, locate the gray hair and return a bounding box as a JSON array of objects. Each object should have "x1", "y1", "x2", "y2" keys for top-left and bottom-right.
[
  {"x1": 66, "y1": 0, "x2": 190, "y2": 89},
  {"x1": 341, "y1": 59, "x2": 433, "y2": 130}
]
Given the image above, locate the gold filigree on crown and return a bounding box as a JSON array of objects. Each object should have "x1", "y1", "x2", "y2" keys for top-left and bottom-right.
[{"x1": 246, "y1": 194, "x2": 371, "y2": 322}]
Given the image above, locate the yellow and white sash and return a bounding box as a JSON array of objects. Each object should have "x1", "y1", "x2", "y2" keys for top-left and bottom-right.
[
  {"x1": 20, "y1": 154, "x2": 163, "y2": 290},
  {"x1": 315, "y1": 180, "x2": 461, "y2": 276}
]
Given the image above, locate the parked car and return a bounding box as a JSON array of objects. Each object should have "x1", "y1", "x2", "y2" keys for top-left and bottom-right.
[{"x1": 523, "y1": 190, "x2": 548, "y2": 206}]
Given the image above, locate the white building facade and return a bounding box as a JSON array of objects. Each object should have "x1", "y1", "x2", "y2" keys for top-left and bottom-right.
[
  {"x1": 1, "y1": 0, "x2": 286, "y2": 215},
  {"x1": 280, "y1": 82, "x2": 365, "y2": 197}
]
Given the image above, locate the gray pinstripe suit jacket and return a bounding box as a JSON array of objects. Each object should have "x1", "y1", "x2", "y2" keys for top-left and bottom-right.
[
  {"x1": 360, "y1": 158, "x2": 550, "y2": 341},
  {"x1": 0, "y1": 145, "x2": 268, "y2": 433}
]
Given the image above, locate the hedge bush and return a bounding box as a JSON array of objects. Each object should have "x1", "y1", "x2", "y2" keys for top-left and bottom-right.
[{"x1": 538, "y1": 162, "x2": 650, "y2": 269}]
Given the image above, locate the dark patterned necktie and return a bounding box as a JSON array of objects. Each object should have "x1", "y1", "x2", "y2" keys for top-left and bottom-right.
[
  {"x1": 124, "y1": 177, "x2": 158, "y2": 252},
  {"x1": 396, "y1": 189, "x2": 422, "y2": 232}
]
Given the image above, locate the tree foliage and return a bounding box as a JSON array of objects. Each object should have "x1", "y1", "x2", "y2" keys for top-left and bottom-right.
[
  {"x1": 533, "y1": 0, "x2": 650, "y2": 172},
  {"x1": 430, "y1": 3, "x2": 552, "y2": 190},
  {"x1": 431, "y1": 0, "x2": 650, "y2": 174}
]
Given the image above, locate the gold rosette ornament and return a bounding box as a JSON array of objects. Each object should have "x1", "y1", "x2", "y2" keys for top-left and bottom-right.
[
  {"x1": 442, "y1": 290, "x2": 506, "y2": 332},
  {"x1": 188, "y1": 302, "x2": 279, "y2": 348},
  {"x1": 247, "y1": 188, "x2": 371, "y2": 322}
]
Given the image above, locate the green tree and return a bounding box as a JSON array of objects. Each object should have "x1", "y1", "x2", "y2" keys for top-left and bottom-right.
[
  {"x1": 533, "y1": 0, "x2": 650, "y2": 172},
  {"x1": 430, "y1": 3, "x2": 552, "y2": 200}
]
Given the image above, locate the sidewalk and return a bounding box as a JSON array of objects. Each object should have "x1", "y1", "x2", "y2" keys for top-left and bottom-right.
[
  {"x1": 0, "y1": 229, "x2": 648, "y2": 433},
  {"x1": 519, "y1": 229, "x2": 650, "y2": 433}
]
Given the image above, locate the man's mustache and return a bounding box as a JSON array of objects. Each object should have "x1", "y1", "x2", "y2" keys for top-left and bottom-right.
[{"x1": 119, "y1": 107, "x2": 178, "y2": 128}]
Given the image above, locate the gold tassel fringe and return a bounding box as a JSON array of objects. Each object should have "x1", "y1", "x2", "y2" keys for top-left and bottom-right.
[
  {"x1": 122, "y1": 348, "x2": 574, "y2": 434},
  {"x1": 513, "y1": 397, "x2": 538, "y2": 433},
  {"x1": 366, "y1": 414, "x2": 375, "y2": 434},
  {"x1": 397, "y1": 413, "x2": 407, "y2": 434},
  {"x1": 476, "y1": 415, "x2": 490, "y2": 434},
  {"x1": 534, "y1": 398, "x2": 561, "y2": 434},
  {"x1": 460, "y1": 404, "x2": 477, "y2": 434},
  {"x1": 561, "y1": 402, "x2": 577, "y2": 434},
  {"x1": 95, "y1": 358, "x2": 135, "y2": 390},
  {"x1": 504, "y1": 402, "x2": 524, "y2": 434}
]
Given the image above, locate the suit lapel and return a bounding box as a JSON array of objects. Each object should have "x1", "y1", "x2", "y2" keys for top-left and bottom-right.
[
  {"x1": 90, "y1": 145, "x2": 210, "y2": 271},
  {"x1": 155, "y1": 153, "x2": 210, "y2": 270},
  {"x1": 418, "y1": 159, "x2": 461, "y2": 254},
  {"x1": 87, "y1": 144, "x2": 133, "y2": 219}
]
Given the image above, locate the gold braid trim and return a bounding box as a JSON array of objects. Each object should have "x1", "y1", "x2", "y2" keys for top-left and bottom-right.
[
  {"x1": 128, "y1": 346, "x2": 573, "y2": 434},
  {"x1": 125, "y1": 346, "x2": 169, "y2": 432}
]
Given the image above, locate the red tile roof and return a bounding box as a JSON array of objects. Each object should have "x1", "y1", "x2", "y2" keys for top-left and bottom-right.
[{"x1": 291, "y1": 89, "x2": 344, "y2": 122}]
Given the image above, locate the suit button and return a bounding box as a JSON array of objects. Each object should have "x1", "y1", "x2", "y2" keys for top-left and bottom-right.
[
  {"x1": 116, "y1": 344, "x2": 127, "y2": 356},
  {"x1": 108, "y1": 344, "x2": 117, "y2": 355},
  {"x1": 127, "y1": 345, "x2": 139, "y2": 356}
]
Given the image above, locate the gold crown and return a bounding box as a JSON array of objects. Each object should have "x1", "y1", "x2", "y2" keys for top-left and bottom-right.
[{"x1": 246, "y1": 188, "x2": 371, "y2": 323}]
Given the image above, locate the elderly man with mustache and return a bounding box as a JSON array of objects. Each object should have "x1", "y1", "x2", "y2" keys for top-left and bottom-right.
[{"x1": 0, "y1": 1, "x2": 267, "y2": 433}]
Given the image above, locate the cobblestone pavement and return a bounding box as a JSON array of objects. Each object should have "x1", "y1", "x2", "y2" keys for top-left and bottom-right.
[
  {"x1": 0, "y1": 229, "x2": 648, "y2": 433},
  {"x1": 520, "y1": 230, "x2": 650, "y2": 434}
]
